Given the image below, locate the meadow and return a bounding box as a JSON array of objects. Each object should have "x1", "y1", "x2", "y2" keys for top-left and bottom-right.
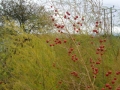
[
  {"x1": 0, "y1": 0, "x2": 120, "y2": 89},
  {"x1": 0, "y1": 32, "x2": 120, "y2": 90}
]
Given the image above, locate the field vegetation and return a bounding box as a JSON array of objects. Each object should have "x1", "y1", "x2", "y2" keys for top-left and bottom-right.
[{"x1": 0, "y1": 0, "x2": 120, "y2": 90}]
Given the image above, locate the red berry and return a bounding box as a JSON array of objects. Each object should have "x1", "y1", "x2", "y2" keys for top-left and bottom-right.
[
  {"x1": 56, "y1": 38, "x2": 59, "y2": 40},
  {"x1": 92, "y1": 67, "x2": 94, "y2": 70},
  {"x1": 96, "y1": 52, "x2": 99, "y2": 54},
  {"x1": 58, "y1": 81, "x2": 62, "y2": 84},
  {"x1": 57, "y1": 25, "x2": 60, "y2": 28},
  {"x1": 75, "y1": 58, "x2": 78, "y2": 61},
  {"x1": 74, "y1": 17, "x2": 76, "y2": 20},
  {"x1": 68, "y1": 51, "x2": 71, "y2": 54},
  {"x1": 97, "y1": 48, "x2": 100, "y2": 51},
  {"x1": 93, "y1": 71, "x2": 98, "y2": 75},
  {"x1": 96, "y1": 62, "x2": 100, "y2": 64},
  {"x1": 93, "y1": 30, "x2": 97, "y2": 33},
  {"x1": 105, "y1": 83, "x2": 110, "y2": 87},
  {"x1": 116, "y1": 71, "x2": 120, "y2": 75},
  {"x1": 73, "y1": 24, "x2": 75, "y2": 27},
  {"x1": 61, "y1": 31, "x2": 63, "y2": 33},
  {"x1": 80, "y1": 23, "x2": 82, "y2": 26},
  {"x1": 82, "y1": 18, "x2": 84, "y2": 21},
  {"x1": 93, "y1": 30, "x2": 99, "y2": 33},
  {"x1": 96, "y1": 25, "x2": 98, "y2": 27},
  {"x1": 87, "y1": 86, "x2": 91, "y2": 88},
  {"x1": 66, "y1": 12, "x2": 70, "y2": 15},
  {"x1": 77, "y1": 22, "x2": 80, "y2": 24},
  {"x1": 64, "y1": 15, "x2": 67, "y2": 19},
  {"x1": 99, "y1": 40, "x2": 103, "y2": 43},
  {"x1": 101, "y1": 88, "x2": 105, "y2": 90},
  {"x1": 76, "y1": 30, "x2": 79, "y2": 33},
  {"x1": 52, "y1": 18, "x2": 54, "y2": 21},
  {"x1": 100, "y1": 48, "x2": 104, "y2": 51},
  {"x1": 96, "y1": 21, "x2": 98, "y2": 24},
  {"x1": 55, "y1": 9, "x2": 58, "y2": 12},
  {"x1": 70, "y1": 48, "x2": 73, "y2": 51},
  {"x1": 74, "y1": 27, "x2": 76, "y2": 30},
  {"x1": 63, "y1": 40, "x2": 67, "y2": 43},
  {"x1": 54, "y1": 23, "x2": 57, "y2": 26},
  {"x1": 58, "y1": 41, "x2": 62, "y2": 44},
  {"x1": 71, "y1": 71, "x2": 78, "y2": 76},
  {"x1": 108, "y1": 86, "x2": 112, "y2": 89},
  {"x1": 58, "y1": 30, "x2": 61, "y2": 32},
  {"x1": 106, "y1": 73, "x2": 109, "y2": 77},
  {"x1": 76, "y1": 16, "x2": 78, "y2": 18},
  {"x1": 108, "y1": 71, "x2": 112, "y2": 74},
  {"x1": 114, "y1": 77, "x2": 117, "y2": 80},
  {"x1": 104, "y1": 39, "x2": 106, "y2": 42},
  {"x1": 61, "y1": 25, "x2": 64, "y2": 29},
  {"x1": 95, "y1": 68, "x2": 98, "y2": 71},
  {"x1": 50, "y1": 44, "x2": 52, "y2": 47},
  {"x1": 96, "y1": 31, "x2": 99, "y2": 33},
  {"x1": 117, "y1": 89, "x2": 120, "y2": 90},
  {"x1": 111, "y1": 80, "x2": 115, "y2": 84},
  {"x1": 46, "y1": 40, "x2": 49, "y2": 43}
]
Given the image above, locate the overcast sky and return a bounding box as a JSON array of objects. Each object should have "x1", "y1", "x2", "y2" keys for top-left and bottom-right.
[
  {"x1": 26, "y1": 0, "x2": 120, "y2": 34},
  {"x1": 103, "y1": 0, "x2": 120, "y2": 8}
]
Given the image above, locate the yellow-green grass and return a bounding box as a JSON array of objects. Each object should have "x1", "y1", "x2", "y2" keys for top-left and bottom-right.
[{"x1": 0, "y1": 33, "x2": 120, "y2": 90}]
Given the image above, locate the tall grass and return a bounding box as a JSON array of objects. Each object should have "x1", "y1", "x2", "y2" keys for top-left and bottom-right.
[{"x1": 0, "y1": 33, "x2": 120, "y2": 90}]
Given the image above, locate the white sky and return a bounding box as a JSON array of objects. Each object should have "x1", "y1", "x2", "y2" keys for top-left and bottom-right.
[
  {"x1": 28, "y1": 0, "x2": 120, "y2": 35},
  {"x1": 103, "y1": 0, "x2": 120, "y2": 35},
  {"x1": 103, "y1": 0, "x2": 120, "y2": 8},
  {"x1": 36, "y1": 0, "x2": 120, "y2": 8}
]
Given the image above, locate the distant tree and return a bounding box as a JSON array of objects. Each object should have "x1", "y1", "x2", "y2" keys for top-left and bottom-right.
[{"x1": 0, "y1": 0, "x2": 54, "y2": 33}]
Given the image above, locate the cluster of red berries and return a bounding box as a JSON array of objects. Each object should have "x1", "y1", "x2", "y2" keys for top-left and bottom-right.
[
  {"x1": 71, "y1": 71, "x2": 79, "y2": 78},
  {"x1": 64, "y1": 12, "x2": 70, "y2": 19},
  {"x1": 50, "y1": 16, "x2": 55, "y2": 22},
  {"x1": 99, "y1": 39, "x2": 106, "y2": 43},
  {"x1": 96, "y1": 45, "x2": 105, "y2": 55},
  {"x1": 74, "y1": 15, "x2": 79, "y2": 20},
  {"x1": 51, "y1": 8, "x2": 85, "y2": 34},
  {"x1": 71, "y1": 54, "x2": 78, "y2": 62},
  {"x1": 67, "y1": 48, "x2": 79, "y2": 62},
  {"x1": 66, "y1": 11, "x2": 70, "y2": 16},
  {"x1": 93, "y1": 21, "x2": 102, "y2": 33},
  {"x1": 93, "y1": 30, "x2": 99, "y2": 33},
  {"x1": 105, "y1": 71, "x2": 112, "y2": 76},
  {"x1": 54, "y1": 23, "x2": 65, "y2": 29},
  {"x1": 68, "y1": 48, "x2": 74, "y2": 54},
  {"x1": 95, "y1": 21, "x2": 99, "y2": 27},
  {"x1": 49, "y1": 5, "x2": 120, "y2": 90},
  {"x1": 91, "y1": 38, "x2": 106, "y2": 55},
  {"x1": 90, "y1": 58, "x2": 102, "y2": 78},
  {"x1": 101, "y1": 71, "x2": 120, "y2": 89},
  {"x1": 90, "y1": 37, "x2": 107, "y2": 78},
  {"x1": 46, "y1": 38, "x2": 67, "y2": 47},
  {"x1": 105, "y1": 83, "x2": 112, "y2": 89}
]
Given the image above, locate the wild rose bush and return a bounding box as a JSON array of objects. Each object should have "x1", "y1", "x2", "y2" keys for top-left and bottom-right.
[{"x1": 46, "y1": 0, "x2": 120, "y2": 90}]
